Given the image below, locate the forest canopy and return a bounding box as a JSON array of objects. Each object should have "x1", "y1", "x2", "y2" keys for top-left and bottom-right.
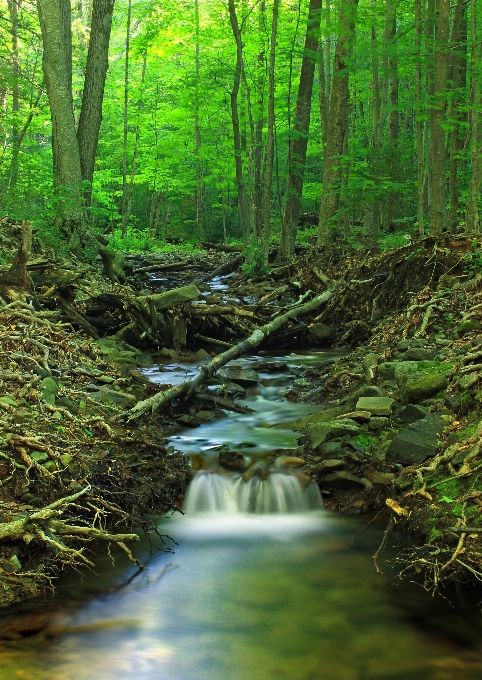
[{"x1": 0, "y1": 0, "x2": 480, "y2": 259}]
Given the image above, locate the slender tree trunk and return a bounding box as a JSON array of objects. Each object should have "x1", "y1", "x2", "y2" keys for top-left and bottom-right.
[
  {"x1": 278, "y1": 0, "x2": 322, "y2": 261},
  {"x1": 415, "y1": 0, "x2": 425, "y2": 237},
  {"x1": 194, "y1": 0, "x2": 203, "y2": 247},
  {"x1": 429, "y1": 0, "x2": 450, "y2": 235},
  {"x1": 317, "y1": 0, "x2": 358, "y2": 245},
  {"x1": 261, "y1": 0, "x2": 279, "y2": 263},
  {"x1": 386, "y1": 0, "x2": 398, "y2": 228},
  {"x1": 448, "y1": 0, "x2": 467, "y2": 234},
  {"x1": 228, "y1": 0, "x2": 250, "y2": 246},
  {"x1": 8, "y1": 0, "x2": 20, "y2": 188},
  {"x1": 121, "y1": 0, "x2": 132, "y2": 238},
  {"x1": 122, "y1": 53, "x2": 147, "y2": 232},
  {"x1": 318, "y1": 41, "x2": 328, "y2": 159},
  {"x1": 76, "y1": 0, "x2": 115, "y2": 204},
  {"x1": 465, "y1": 0, "x2": 481, "y2": 233}
]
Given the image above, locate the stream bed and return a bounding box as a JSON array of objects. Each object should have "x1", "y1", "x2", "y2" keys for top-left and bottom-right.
[{"x1": 1, "y1": 350, "x2": 482, "y2": 679}]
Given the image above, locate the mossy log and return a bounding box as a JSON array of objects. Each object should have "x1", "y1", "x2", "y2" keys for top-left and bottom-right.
[{"x1": 128, "y1": 289, "x2": 334, "y2": 419}]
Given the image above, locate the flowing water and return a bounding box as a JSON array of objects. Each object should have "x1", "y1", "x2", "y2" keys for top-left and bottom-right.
[{"x1": 1, "y1": 350, "x2": 482, "y2": 680}]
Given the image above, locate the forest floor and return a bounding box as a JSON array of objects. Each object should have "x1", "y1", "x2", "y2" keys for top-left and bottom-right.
[{"x1": 1, "y1": 219, "x2": 482, "y2": 618}]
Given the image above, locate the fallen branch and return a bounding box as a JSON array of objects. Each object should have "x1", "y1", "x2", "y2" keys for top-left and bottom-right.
[{"x1": 128, "y1": 289, "x2": 334, "y2": 419}]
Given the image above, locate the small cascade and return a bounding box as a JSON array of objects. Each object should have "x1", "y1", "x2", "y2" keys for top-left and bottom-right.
[{"x1": 183, "y1": 470, "x2": 323, "y2": 514}]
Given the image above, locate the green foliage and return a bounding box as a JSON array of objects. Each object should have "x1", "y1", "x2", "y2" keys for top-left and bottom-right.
[
  {"x1": 109, "y1": 227, "x2": 157, "y2": 253},
  {"x1": 464, "y1": 241, "x2": 482, "y2": 276},
  {"x1": 353, "y1": 434, "x2": 376, "y2": 449},
  {"x1": 429, "y1": 527, "x2": 442, "y2": 542},
  {"x1": 241, "y1": 246, "x2": 271, "y2": 278},
  {"x1": 0, "y1": 250, "x2": 7, "y2": 265}
]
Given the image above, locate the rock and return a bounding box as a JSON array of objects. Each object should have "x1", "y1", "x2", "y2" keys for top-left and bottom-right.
[
  {"x1": 362, "y1": 353, "x2": 381, "y2": 382},
  {"x1": 242, "y1": 460, "x2": 269, "y2": 482},
  {"x1": 292, "y1": 471, "x2": 313, "y2": 487},
  {"x1": 397, "y1": 403, "x2": 427, "y2": 423},
  {"x1": 458, "y1": 320, "x2": 482, "y2": 335},
  {"x1": 205, "y1": 295, "x2": 223, "y2": 304},
  {"x1": 337, "y1": 410, "x2": 371, "y2": 422},
  {"x1": 218, "y1": 449, "x2": 246, "y2": 472},
  {"x1": 194, "y1": 349, "x2": 210, "y2": 360},
  {"x1": 339, "y1": 385, "x2": 383, "y2": 406},
  {"x1": 368, "y1": 416, "x2": 389, "y2": 430},
  {"x1": 460, "y1": 372, "x2": 478, "y2": 389},
  {"x1": 281, "y1": 407, "x2": 345, "y2": 431},
  {"x1": 402, "y1": 372, "x2": 448, "y2": 403},
  {"x1": 274, "y1": 455, "x2": 306, "y2": 468},
  {"x1": 140, "y1": 284, "x2": 201, "y2": 311},
  {"x1": 307, "y1": 419, "x2": 362, "y2": 450},
  {"x1": 159, "y1": 347, "x2": 180, "y2": 360},
  {"x1": 394, "y1": 361, "x2": 450, "y2": 404},
  {"x1": 217, "y1": 367, "x2": 258, "y2": 386},
  {"x1": 385, "y1": 413, "x2": 447, "y2": 464},
  {"x1": 219, "y1": 381, "x2": 246, "y2": 399},
  {"x1": 310, "y1": 323, "x2": 336, "y2": 343},
  {"x1": 100, "y1": 388, "x2": 136, "y2": 407},
  {"x1": 318, "y1": 458, "x2": 344, "y2": 473},
  {"x1": 402, "y1": 347, "x2": 436, "y2": 361},
  {"x1": 370, "y1": 472, "x2": 395, "y2": 485},
  {"x1": 378, "y1": 362, "x2": 398, "y2": 380},
  {"x1": 317, "y1": 441, "x2": 344, "y2": 457},
  {"x1": 355, "y1": 397, "x2": 394, "y2": 416},
  {"x1": 444, "y1": 394, "x2": 461, "y2": 413},
  {"x1": 397, "y1": 340, "x2": 411, "y2": 351},
  {"x1": 323, "y1": 471, "x2": 371, "y2": 489},
  {"x1": 56, "y1": 397, "x2": 79, "y2": 414},
  {"x1": 40, "y1": 377, "x2": 58, "y2": 406}
]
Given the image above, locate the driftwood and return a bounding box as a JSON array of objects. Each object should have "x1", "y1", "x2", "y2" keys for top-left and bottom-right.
[
  {"x1": 128, "y1": 289, "x2": 334, "y2": 419},
  {"x1": 201, "y1": 254, "x2": 244, "y2": 281}
]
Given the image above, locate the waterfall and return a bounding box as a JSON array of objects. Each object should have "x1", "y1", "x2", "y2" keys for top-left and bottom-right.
[{"x1": 183, "y1": 470, "x2": 323, "y2": 515}]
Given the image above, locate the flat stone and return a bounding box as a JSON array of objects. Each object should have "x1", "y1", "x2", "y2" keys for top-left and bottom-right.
[
  {"x1": 218, "y1": 367, "x2": 258, "y2": 386},
  {"x1": 97, "y1": 374, "x2": 115, "y2": 384},
  {"x1": 318, "y1": 458, "x2": 344, "y2": 473},
  {"x1": 100, "y1": 388, "x2": 136, "y2": 407},
  {"x1": 403, "y1": 347, "x2": 436, "y2": 361},
  {"x1": 402, "y1": 373, "x2": 448, "y2": 403},
  {"x1": 355, "y1": 397, "x2": 394, "y2": 416},
  {"x1": 317, "y1": 441, "x2": 344, "y2": 457},
  {"x1": 371, "y1": 472, "x2": 395, "y2": 485},
  {"x1": 337, "y1": 410, "x2": 371, "y2": 423},
  {"x1": 385, "y1": 413, "x2": 447, "y2": 465},
  {"x1": 397, "y1": 340, "x2": 411, "y2": 351},
  {"x1": 323, "y1": 471, "x2": 371, "y2": 489},
  {"x1": 274, "y1": 455, "x2": 306, "y2": 468},
  {"x1": 310, "y1": 323, "x2": 336, "y2": 342},
  {"x1": 281, "y1": 407, "x2": 345, "y2": 431},
  {"x1": 307, "y1": 419, "x2": 362, "y2": 450}
]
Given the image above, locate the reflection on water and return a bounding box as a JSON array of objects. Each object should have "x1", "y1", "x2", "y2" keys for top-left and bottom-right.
[
  {"x1": 1, "y1": 349, "x2": 481, "y2": 679},
  {"x1": 2, "y1": 514, "x2": 481, "y2": 680}
]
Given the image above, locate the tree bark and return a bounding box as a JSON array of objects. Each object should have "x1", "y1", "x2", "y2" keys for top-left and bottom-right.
[
  {"x1": 465, "y1": 0, "x2": 481, "y2": 233},
  {"x1": 429, "y1": 0, "x2": 449, "y2": 235},
  {"x1": 317, "y1": 0, "x2": 358, "y2": 245},
  {"x1": 261, "y1": 0, "x2": 279, "y2": 263},
  {"x1": 121, "y1": 0, "x2": 132, "y2": 239},
  {"x1": 0, "y1": 220, "x2": 32, "y2": 289},
  {"x1": 76, "y1": 0, "x2": 115, "y2": 202},
  {"x1": 277, "y1": 0, "x2": 322, "y2": 261},
  {"x1": 228, "y1": 0, "x2": 251, "y2": 246}
]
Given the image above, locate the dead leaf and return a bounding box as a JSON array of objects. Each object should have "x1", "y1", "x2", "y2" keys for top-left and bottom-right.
[{"x1": 386, "y1": 498, "x2": 410, "y2": 516}]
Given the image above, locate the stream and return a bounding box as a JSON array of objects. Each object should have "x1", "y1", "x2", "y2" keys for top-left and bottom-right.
[{"x1": 1, "y1": 350, "x2": 482, "y2": 679}]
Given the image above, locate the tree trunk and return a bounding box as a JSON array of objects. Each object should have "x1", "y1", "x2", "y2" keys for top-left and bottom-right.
[
  {"x1": 194, "y1": 0, "x2": 203, "y2": 247},
  {"x1": 261, "y1": 0, "x2": 279, "y2": 263},
  {"x1": 121, "y1": 0, "x2": 132, "y2": 239},
  {"x1": 317, "y1": 0, "x2": 358, "y2": 246},
  {"x1": 277, "y1": 0, "x2": 322, "y2": 261},
  {"x1": 429, "y1": 0, "x2": 449, "y2": 236},
  {"x1": 228, "y1": 0, "x2": 251, "y2": 247},
  {"x1": 7, "y1": 0, "x2": 20, "y2": 188},
  {"x1": 465, "y1": 0, "x2": 481, "y2": 233},
  {"x1": 415, "y1": 0, "x2": 424, "y2": 237},
  {"x1": 448, "y1": 0, "x2": 467, "y2": 234},
  {"x1": 76, "y1": 0, "x2": 115, "y2": 203}
]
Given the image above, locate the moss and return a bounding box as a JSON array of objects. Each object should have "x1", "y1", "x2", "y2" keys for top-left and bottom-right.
[
  {"x1": 417, "y1": 361, "x2": 454, "y2": 376},
  {"x1": 435, "y1": 478, "x2": 460, "y2": 496},
  {"x1": 430, "y1": 527, "x2": 442, "y2": 542}
]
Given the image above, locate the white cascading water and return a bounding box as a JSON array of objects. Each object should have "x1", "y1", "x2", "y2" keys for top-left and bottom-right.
[{"x1": 183, "y1": 470, "x2": 323, "y2": 514}]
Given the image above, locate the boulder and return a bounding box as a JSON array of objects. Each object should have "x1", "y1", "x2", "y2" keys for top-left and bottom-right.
[
  {"x1": 368, "y1": 416, "x2": 389, "y2": 430},
  {"x1": 310, "y1": 323, "x2": 336, "y2": 343},
  {"x1": 218, "y1": 449, "x2": 246, "y2": 472},
  {"x1": 339, "y1": 385, "x2": 383, "y2": 407},
  {"x1": 317, "y1": 441, "x2": 345, "y2": 457},
  {"x1": 370, "y1": 472, "x2": 395, "y2": 485},
  {"x1": 307, "y1": 419, "x2": 362, "y2": 450},
  {"x1": 355, "y1": 397, "x2": 394, "y2": 416},
  {"x1": 337, "y1": 410, "x2": 371, "y2": 423},
  {"x1": 217, "y1": 367, "x2": 258, "y2": 386},
  {"x1": 385, "y1": 413, "x2": 447, "y2": 464},
  {"x1": 274, "y1": 455, "x2": 306, "y2": 468},
  {"x1": 317, "y1": 459, "x2": 344, "y2": 473},
  {"x1": 100, "y1": 387, "x2": 136, "y2": 407},
  {"x1": 323, "y1": 471, "x2": 372, "y2": 489},
  {"x1": 396, "y1": 340, "x2": 411, "y2": 351},
  {"x1": 397, "y1": 403, "x2": 427, "y2": 423},
  {"x1": 402, "y1": 347, "x2": 436, "y2": 361},
  {"x1": 194, "y1": 349, "x2": 210, "y2": 360},
  {"x1": 281, "y1": 407, "x2": 345, "y2": 432},
  {"x1": 395, "y1": 361, "x2": 450, "y2": 404}
]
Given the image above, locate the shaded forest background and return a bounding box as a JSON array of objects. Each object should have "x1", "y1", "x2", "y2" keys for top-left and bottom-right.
[{"x1": 0, "y1": 0, "x2": 480, "y2": 261}]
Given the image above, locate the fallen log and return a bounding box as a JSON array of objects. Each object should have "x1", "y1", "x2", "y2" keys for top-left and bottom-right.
[
  {"x1": 128, "y1": 289, "x2": 334, "y2": 419},
  {"x1": 202, "y1": 242, "x2": 243, "y2": 253},
  {"x1": 201, "y1": 254, "x2": 244, "y2": 281}
]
